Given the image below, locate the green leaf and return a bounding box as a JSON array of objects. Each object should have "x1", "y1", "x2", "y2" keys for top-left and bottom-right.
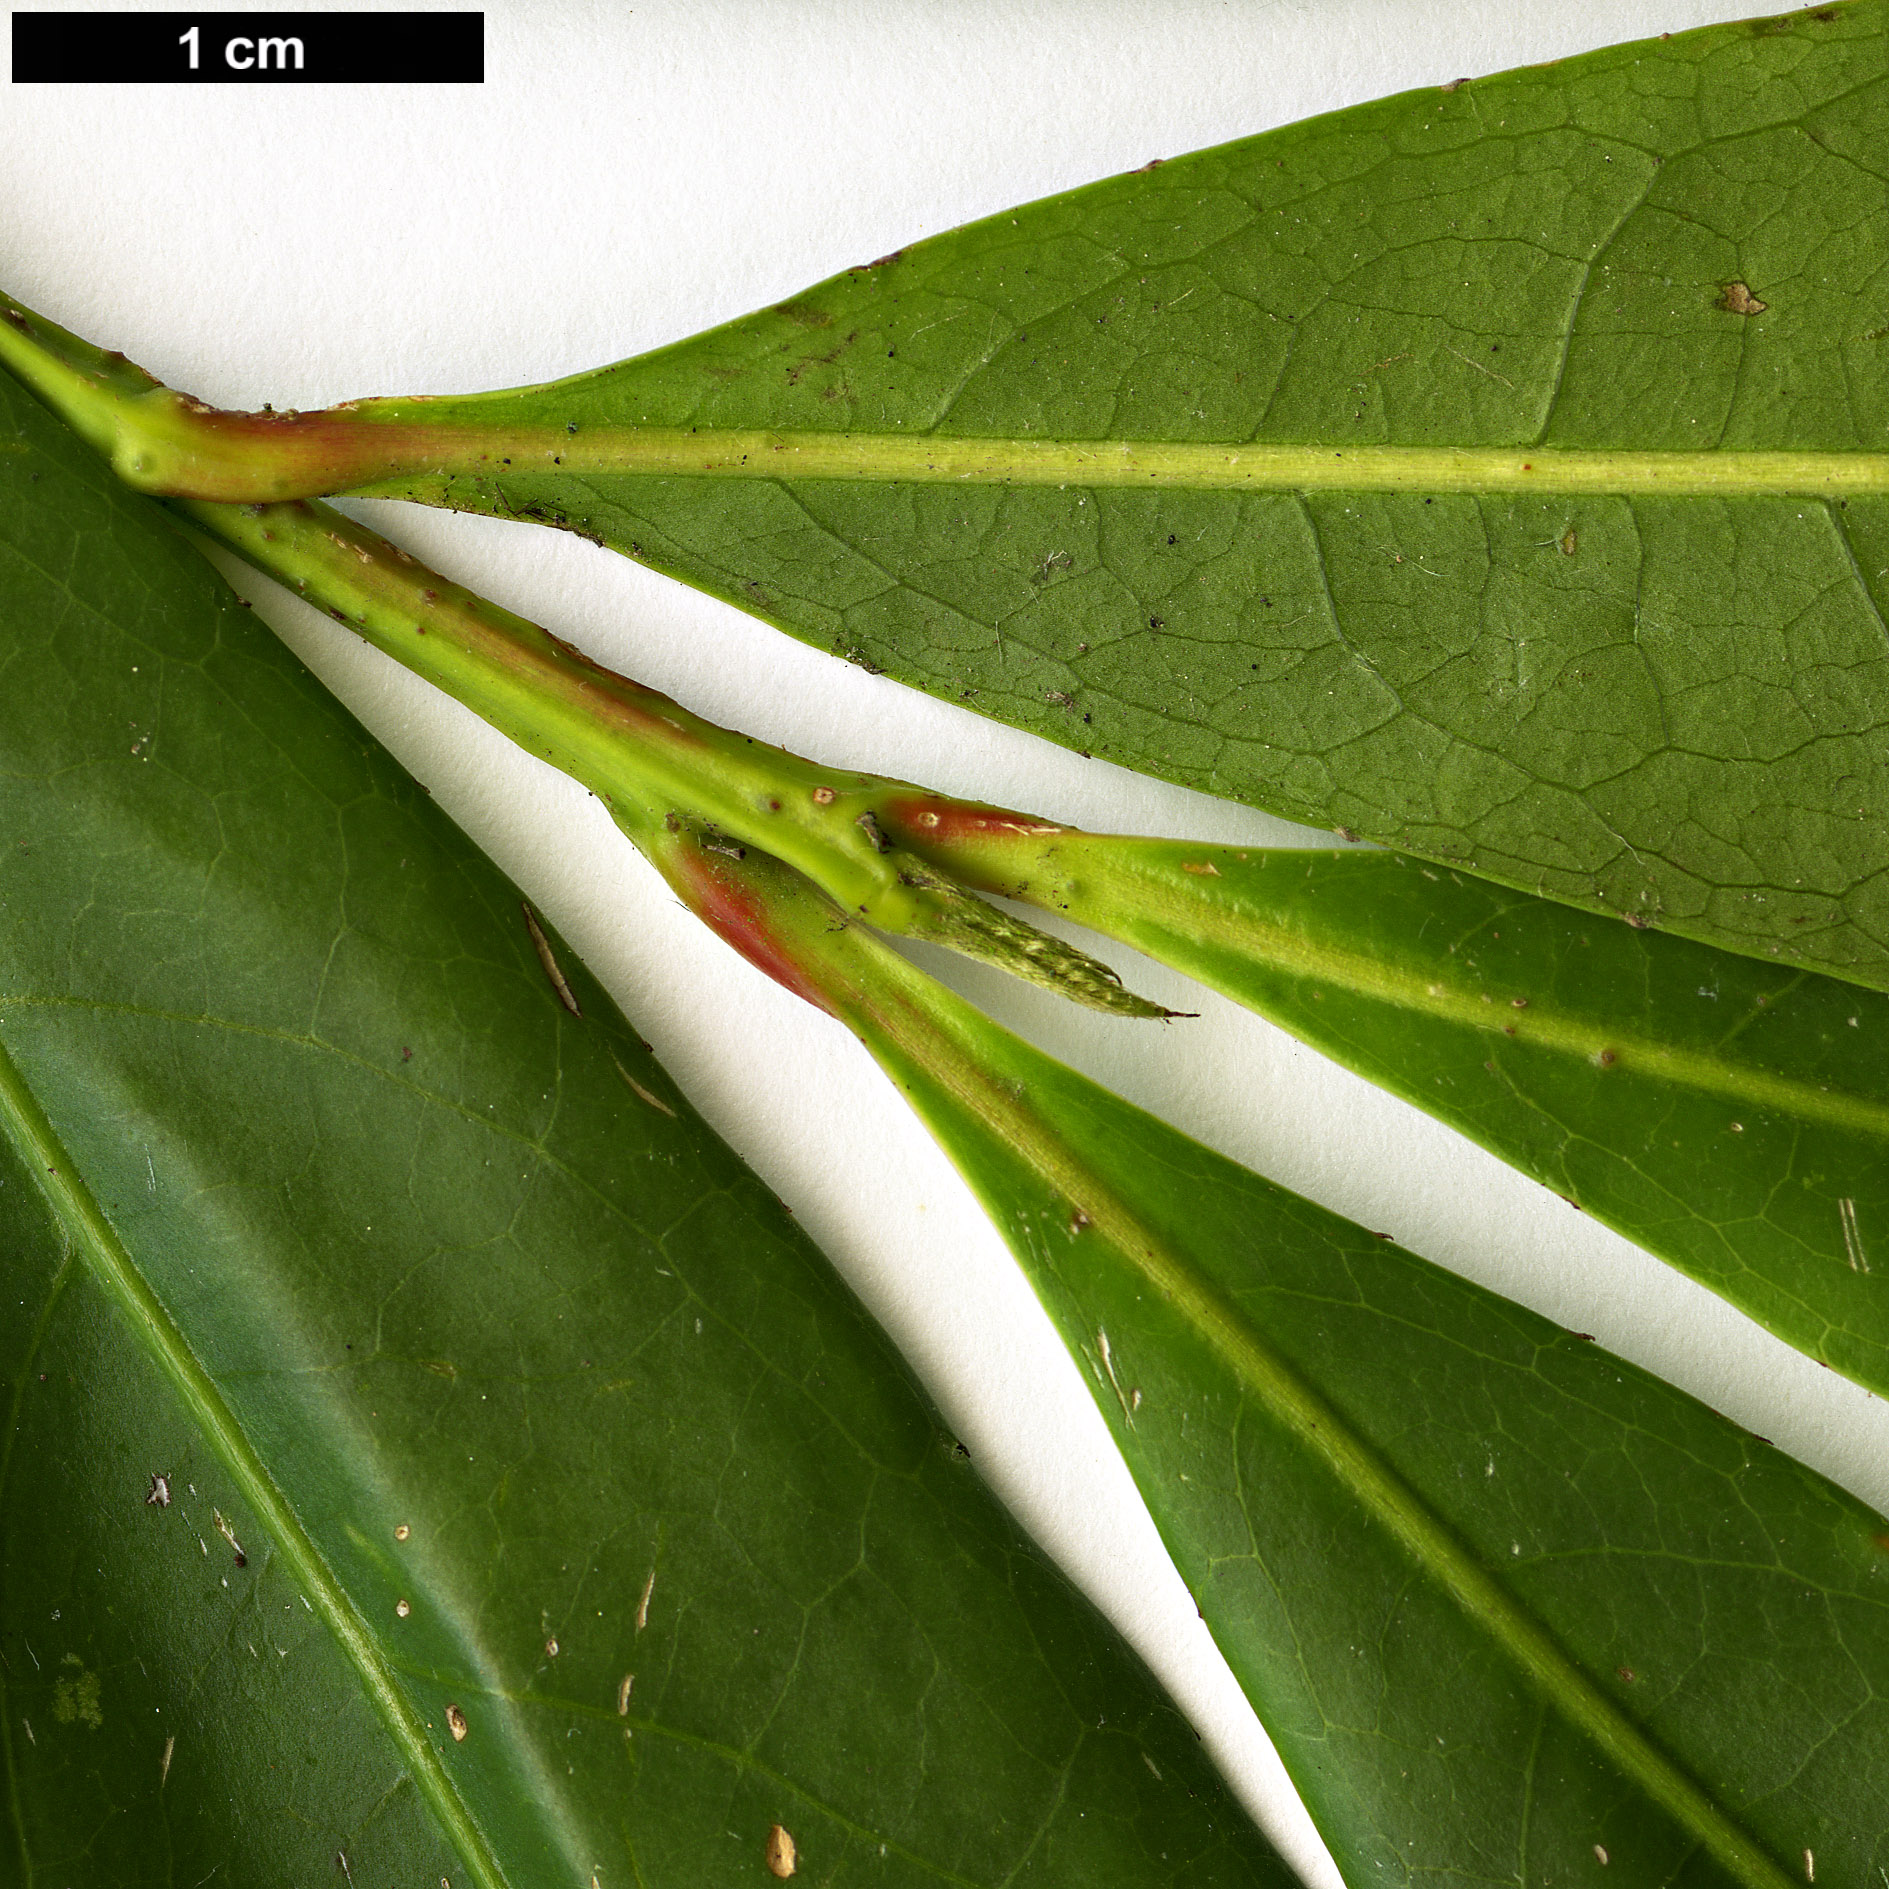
[
  {"x1": 169, "y1": 3, "x2": 1885, "y2": 988},
  {"x1": 658, "y1": 823, "x2": 1889, "y2": 1888},
  {"x1": 0, "y1": 332, "x2": 1287, "y2": 1887},
  {"x1": 872, "y1": 811, "x2": 1889, "y2": 1395}
]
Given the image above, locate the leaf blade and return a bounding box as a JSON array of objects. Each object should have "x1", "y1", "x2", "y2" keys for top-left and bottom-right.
[{"x1": 293, "y1": 3, "x2": 1889, "y2": 987}]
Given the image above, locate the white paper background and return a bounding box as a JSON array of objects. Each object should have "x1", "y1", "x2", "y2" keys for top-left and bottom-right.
[{"x1": 6, "y1": 5, "x2": 1884, "y2": 1879}]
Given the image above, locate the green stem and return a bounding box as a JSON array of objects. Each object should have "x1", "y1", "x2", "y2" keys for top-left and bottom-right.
[
  {"x1": 0, "y1": 286, "x2": 1169, "y2": 1013},
  {"x1": 172, "y1": 495, "x2": 1161, "y2": 1017},
  {"x1": 0, "y1": 286, "x2": 1225, "y2": 1028},
  {"x1": 179, "y1": 497, "x2": 916, "y2": 920}
]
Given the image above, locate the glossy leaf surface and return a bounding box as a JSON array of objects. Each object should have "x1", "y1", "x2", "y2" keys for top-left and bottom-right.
[
  {"x1": 329, "y1": 3, "x2": 1889, "y2": 988},
  {"x1": 674, "y1": 831, "x2": 1889, "y2": 1888},
  {"x1": 876, "y1": 813, "x2": 1889, "y2": 1395},
  {"x1": 0, "y1": 361, "x2": 1285, "y2": 1887}
]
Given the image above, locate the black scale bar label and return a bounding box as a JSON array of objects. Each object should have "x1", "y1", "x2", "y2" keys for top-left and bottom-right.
[{"x1": 12, "y1": 11, "x2": 483, "y2": 82}]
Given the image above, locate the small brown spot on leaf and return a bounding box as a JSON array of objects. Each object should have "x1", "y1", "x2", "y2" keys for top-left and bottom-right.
[
  {"x1": 812, "y1": 786, "x2": 836, "y2": 806},
  {"x1": 445, "y1": 1704, "x2": 468, "y2": 1742},
  {"x1": 773, "y1": 300, "x2": 831, "y2": 329},
  {"x1": 1181, "y1": 861, "x2": 1221, "y2": 876},
  {"x1": 395, "y1": 1523, "x2": 411, "y2": 1541},
  {"x1": 617, "y1": 1673, "x2": 634, "y2": 1715},
  {"x1": 213, "y1": 1509, "x2": 247, "y2": 1567},
  {"x1": 1617, "y1": 1666, "x2": 1634, "y2": 1682},
  {"x1": 395, "y1": 1599, "x2": 411, "y2": 1618},
  {"x1": 522, "y1": 903, "x2": 583, "y2": 1017},
  {"x1": 613, "y1": 1056, "x2": 676, "y2": 1118},
  {"x1": 1717, "y1": 281, "x2": 1767, "y2": 316},
  {"x1": 766, "y1": 1824, "x2": 797, "y2": 1878},
  {"x1": 1559, "y1": 529, "x2": 1577, "y2": 556}
]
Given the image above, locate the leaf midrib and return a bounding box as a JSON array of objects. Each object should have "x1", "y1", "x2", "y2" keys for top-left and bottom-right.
[
  {"x1": 0, "y1": 1031, "x2": 512, "y2": 1889},
  {"x1": 356, "y1": 427, "x2": 1889, "y2": 498}
]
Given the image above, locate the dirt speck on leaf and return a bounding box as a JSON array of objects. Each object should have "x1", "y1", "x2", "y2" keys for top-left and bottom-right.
[
  {"x1": 213, "y1": 1509, "x2": 247, "y2": 1567},
  {"x1": 766, "y1": 1824, "x2": 798, "y2": 1878},
  {"x1": 1717, "y1": 281, "x2": 1767, "y2": 315},
  {"x1": 773, "y1": 300, "x2": 832, "y2": 329},
  {"x1": 613, "y1": 1055, "x2": 676, "y2": 1118},
  {"x1": 522, "y1": 903, "x2": 584, "y2": 1017}
]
